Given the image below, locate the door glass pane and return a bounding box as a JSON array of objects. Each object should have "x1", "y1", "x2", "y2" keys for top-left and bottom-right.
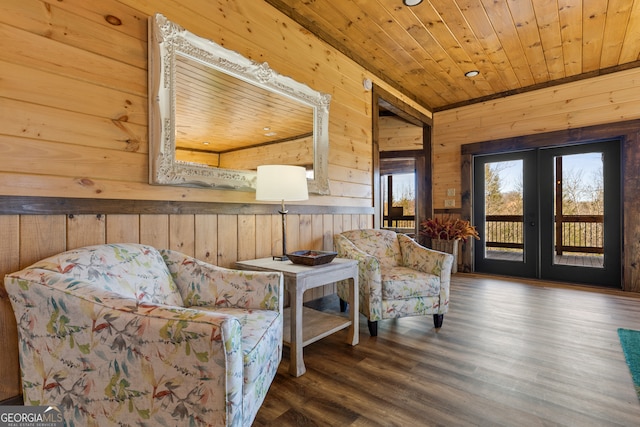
[
  {"x1": 553, "y1": 153, "x2": 604, "y2": 267},
  {"x1": 382, "y1": 173, "x2": 415, "y2": 231},
  {"x1": 484, "y1": 160, "x2": 524, "y2": 261}
]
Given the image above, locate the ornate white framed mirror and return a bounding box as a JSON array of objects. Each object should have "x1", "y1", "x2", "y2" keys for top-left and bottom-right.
[{"x1": 148, "y1": 13, "x2": 331, "y2": 194}]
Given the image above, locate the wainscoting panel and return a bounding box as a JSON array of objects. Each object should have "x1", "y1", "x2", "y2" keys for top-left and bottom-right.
[{"x1": 0, "y1": 210, "x2": 372, "y2": 401}]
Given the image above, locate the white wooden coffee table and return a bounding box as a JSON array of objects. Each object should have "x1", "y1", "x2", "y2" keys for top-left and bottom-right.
[{"x1": 235, "y1": 257, "x2": 359, "y2": 377}]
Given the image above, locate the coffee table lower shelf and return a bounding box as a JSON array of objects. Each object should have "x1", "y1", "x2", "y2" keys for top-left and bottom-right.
[{"x1": 283, "y1": 306, "x2": 352, "y2": 347}]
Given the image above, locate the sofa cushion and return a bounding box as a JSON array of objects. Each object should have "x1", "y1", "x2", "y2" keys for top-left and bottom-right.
[
  {"x1": 381, "y1": 266, "x2": 441, "y2": 300},
  {"x1": 27, "y1": 243, "x2": 184, "y2": 307},
  {"x1": 204, "y1": 307, "x2": 282, "y2": 386}
]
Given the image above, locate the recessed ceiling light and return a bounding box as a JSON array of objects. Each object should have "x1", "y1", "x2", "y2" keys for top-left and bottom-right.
[
  {"x1": 202, "y1": 141, "x2": 210, "y2": 145},
  {"x1": 403, "y1": 0, "x2": 423, "y2": 6},
  {"x1": 465, "y1": 70, "x2": 480, "y2": 78}
]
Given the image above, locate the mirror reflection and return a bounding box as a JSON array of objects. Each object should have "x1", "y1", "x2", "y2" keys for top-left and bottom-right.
[
  {"x1": 148, "y1": 13, "x2": 331, "y2": 193},
  {"x1": 174, "y1": 54, "x2": 315, "y2": 171}
]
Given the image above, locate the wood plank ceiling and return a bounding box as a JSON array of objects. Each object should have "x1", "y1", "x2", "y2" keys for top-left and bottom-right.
[
  {"x1": 175, "y1": 54, "x2": 313, "y2": 153},
  {"x1": 265, "y1": 0, "x2": 640, "y2": 111}
]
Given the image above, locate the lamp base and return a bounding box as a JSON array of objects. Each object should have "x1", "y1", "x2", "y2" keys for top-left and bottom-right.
[{"x1": 272, "y1": 255, "x2": 289, "y2": 261}]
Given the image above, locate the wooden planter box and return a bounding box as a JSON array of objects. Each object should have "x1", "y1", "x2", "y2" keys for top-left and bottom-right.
[{"x1": 430, "y1": 238, "x2": 459, "y2": 273}]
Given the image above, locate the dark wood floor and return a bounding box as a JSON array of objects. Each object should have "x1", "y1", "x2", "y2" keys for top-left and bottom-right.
[{"x1": 254, "y1": 274, "x2": 640, "y2": 426}]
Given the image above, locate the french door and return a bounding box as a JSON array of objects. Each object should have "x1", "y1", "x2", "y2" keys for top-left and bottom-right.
[{"x1": 473, "y1": 140, "x2": 621, "y2": 287}]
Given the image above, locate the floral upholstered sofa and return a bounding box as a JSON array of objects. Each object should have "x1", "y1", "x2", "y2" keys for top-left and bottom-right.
[
  {"x1": 5, "y1": 243, "x2": 283, "y2": 427},
  {"x1": 334, "y1": 229, "x2": 453, "y2": 336}
]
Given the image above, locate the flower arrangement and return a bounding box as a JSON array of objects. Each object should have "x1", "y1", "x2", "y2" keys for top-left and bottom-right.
[{"x1": 420, "y1": 217, "x2": 480, "y2": 241}]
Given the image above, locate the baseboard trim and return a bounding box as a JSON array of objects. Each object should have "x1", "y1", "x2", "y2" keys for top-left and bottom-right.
[{"x1": 0, "y1": 395, "x2": 23, "y2": 405}]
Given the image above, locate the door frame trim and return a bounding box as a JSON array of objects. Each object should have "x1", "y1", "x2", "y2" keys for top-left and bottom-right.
[{"x1": 461, "y1": 119, "x2": 640, "y2": 291}]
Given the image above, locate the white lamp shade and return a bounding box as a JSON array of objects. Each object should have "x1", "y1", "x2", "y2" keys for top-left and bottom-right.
[{"x1": 256, "y1": 165, "x2": 309, "y2": 201}]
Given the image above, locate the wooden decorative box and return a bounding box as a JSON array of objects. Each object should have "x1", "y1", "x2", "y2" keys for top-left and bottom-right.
[{"x1": 286, "y1": 250, "x2": 338, "y2": 266}]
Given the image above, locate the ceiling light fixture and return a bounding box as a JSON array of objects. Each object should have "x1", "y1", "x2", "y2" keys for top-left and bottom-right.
[
  {"x1": 403, "y1": 0, "x2": 423, "y2": 6},
  {"x1": 465, "y1": 70, "x2": 480, "y2": 78}
]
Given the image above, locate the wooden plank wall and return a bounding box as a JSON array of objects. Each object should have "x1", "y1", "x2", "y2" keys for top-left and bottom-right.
[
  {"x1": 2, "y1": 0, "x2": 425, "y2": 402},
  {"x1": 1, "y1": 213, "x2": 370, "y2": 270},
  {"x1": 219, "y1": 136, "x2": 314, "y2": 170},
  {"x1": 0, "y1": 211, "x2": 371, "y2": 400},
  {"x1": 0, "y1": 0, "x2": 429, "y2": 205},
  {"x1": 378, "y1": 116, "x2": 422, "y2": 152},
  {"x1": 432, "y1": 67, "x2": 640, "y2": 209},
  {"x1": 433, "y1": 70, "x2": 640, "y2": 293}
]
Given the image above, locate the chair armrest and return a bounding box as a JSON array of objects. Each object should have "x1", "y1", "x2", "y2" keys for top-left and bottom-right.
[
  {"x1": 397, "y1": 234, "x2": 454, "y2": 281},
  {"x1": 334, "y1": 234, "x2": 382, "y2": 277},
  {"x1": 5, "y1": 272, "x2": 245, "y2": 425},
  {"x1": 161, "y1": 249, "x2": 283, "y2": 312},
  {"x1": 398, "y1": 234, "x2": 453, "y2": 315},
  {"x1": 334, "y1": 234, "x2": 383, "y2": 320}
]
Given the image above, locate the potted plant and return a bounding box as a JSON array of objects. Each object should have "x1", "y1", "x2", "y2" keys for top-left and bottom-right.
[{"x1": 419, "y1": 217, "x2": 479, "y2": 273}]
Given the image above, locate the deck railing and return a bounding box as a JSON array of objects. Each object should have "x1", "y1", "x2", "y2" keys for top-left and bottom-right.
[
  {"x1": 383, "y1": 216, "x2": 415, "y2": 229},
  {"x1": 485, "y1": 214, "x2": 604, "y2": 254},
  {"x1": 382, "y1": 206, "x2": 416, "y2": 230},
  {"x1": 381, "y1": 214, "x2": 603, "y2": 255}
]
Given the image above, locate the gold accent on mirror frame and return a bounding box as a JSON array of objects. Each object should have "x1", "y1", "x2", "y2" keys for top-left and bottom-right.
[{"x1": 148, "y1": 13, "x2": 331, "y2": 193}]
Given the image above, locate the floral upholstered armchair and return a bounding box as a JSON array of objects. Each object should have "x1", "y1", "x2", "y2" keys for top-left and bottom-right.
[
  {"x1": 5, "y1": 243, "x2": 283, "y2": 427},
  {"x1": 334, "y1": 229, "x2": 454, "y2": 336}
]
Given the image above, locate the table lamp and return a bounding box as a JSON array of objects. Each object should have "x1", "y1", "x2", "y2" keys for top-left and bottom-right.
[{"x1": 256, "y1": 165, "x2": 309, "y2": 261}]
